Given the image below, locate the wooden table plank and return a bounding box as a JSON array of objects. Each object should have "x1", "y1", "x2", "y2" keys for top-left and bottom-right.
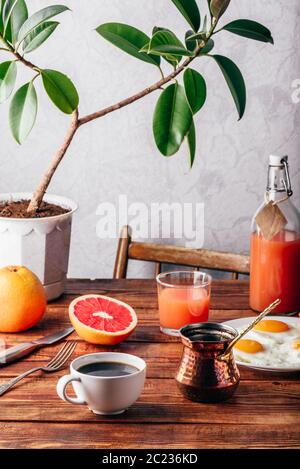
[
  {"x1": 0, "y1": 377, "x2": 298, "y2": 425},
  {"x1": 0, "y1": 278, "x2": 299, "y2": 450},
  {"x1": 0, "y1": 309, "x2": 256, "y2": 347},
  {"x1": 1, "y1": 342, "x2": 300, "y2": 381},
  {"x1": 0, "y1": 422, "x2": 299, "y2": 449},
  {"x1": 62, "y1": 279, "x2": 250, "y2": 310},
  {"x1": 0, "y1": 308, "x2": 255, "y2": 337}
]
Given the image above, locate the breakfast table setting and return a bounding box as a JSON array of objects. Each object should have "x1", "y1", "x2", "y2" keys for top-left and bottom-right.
[
  {"x1": 0, "y1": 0, "x2": 300, "y2": 459},
  {"x1": 0, "y1": 277, "x2": 299, "y2": 450}
]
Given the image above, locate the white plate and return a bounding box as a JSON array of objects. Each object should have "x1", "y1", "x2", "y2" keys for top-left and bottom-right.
[{"x1": 222, "y1": 316, "x2": 300, "y2": 373}]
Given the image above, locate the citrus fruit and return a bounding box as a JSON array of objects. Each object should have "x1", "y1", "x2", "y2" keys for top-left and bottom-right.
[
  {"x1": 0, "y1": 266, "x2": 46, "y2": 332},
  {"x1": 69, "y1": 294, "x2": 137, "y2": 345}
]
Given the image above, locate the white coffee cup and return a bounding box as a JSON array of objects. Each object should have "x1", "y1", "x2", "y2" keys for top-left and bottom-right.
[{"x1": 56, "y1": 352, "x2": 146, "y2": 415}]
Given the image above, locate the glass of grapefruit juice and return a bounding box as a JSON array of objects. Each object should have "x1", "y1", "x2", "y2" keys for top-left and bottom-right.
[{"x1": 156, "y1": 271, "x2": 211, "y2": 336}]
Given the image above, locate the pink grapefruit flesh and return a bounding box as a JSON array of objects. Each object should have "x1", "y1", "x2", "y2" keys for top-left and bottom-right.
[{"x1": 69, "y1": 294, "x2": 137, "y2": 345}]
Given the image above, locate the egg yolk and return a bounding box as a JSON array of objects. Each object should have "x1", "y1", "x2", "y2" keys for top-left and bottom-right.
[
  {"x1": 292, "y1": 340, "x2": 300, "y2": 350},
  {"x1": 254, "y1": 320, "x2": 289, "y2": 333},
  {"x1": 234, "y1": 339, "x2": 264, "y2": 354}
]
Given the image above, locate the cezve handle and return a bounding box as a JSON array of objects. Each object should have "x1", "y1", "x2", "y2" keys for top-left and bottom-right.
[
  {"x1": 0, "y1": 343, "x2": 39, "y2": 365},
  {"x1": 220, "y1": 298, "x2": 281, "y2": 360}
]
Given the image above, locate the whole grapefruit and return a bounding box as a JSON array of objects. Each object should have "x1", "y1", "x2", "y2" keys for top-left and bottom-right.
[
  {"x1": 69, "y1": 294, "x2": 137, "y2": 345},
  {"x1": 0, "y1": 266, "x2": 46, "y2": 332}
]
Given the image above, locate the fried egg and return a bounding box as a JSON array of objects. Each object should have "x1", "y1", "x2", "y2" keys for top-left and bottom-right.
[
  {"x1": 279, "y1": 339, "x2": 300, "y2": 363},
  {"x1": 233, "y1": 335, "x2": 274, "y2": 366},
  {"x1": 233, "y1": 320, "x2": 300, "y2": 368},
  {"x1": 250, "y1": 319, "x2": 300, "y2": 345}
]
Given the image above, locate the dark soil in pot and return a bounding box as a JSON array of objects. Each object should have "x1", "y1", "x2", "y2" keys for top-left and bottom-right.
[{"x1": 0, "y1": 200, "x2": 70, "y2": 218}]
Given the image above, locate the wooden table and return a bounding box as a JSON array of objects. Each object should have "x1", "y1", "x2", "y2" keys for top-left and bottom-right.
[{"x1": 0, "y1": 279, "x2": 299, "y2": 449}]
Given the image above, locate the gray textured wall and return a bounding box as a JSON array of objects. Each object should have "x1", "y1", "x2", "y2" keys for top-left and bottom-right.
[{"x1": 1, "y1": 0, "x2": 299, "y2": 278}]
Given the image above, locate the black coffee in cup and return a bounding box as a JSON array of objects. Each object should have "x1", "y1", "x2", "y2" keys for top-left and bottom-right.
[{"x1": 77, "y1": 361, "x2": 139, "y2": 377}]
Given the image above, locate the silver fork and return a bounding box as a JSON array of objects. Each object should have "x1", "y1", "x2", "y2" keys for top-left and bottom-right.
[{"x1": 0, "y1": 340, "x2": 77, "y2": 396}]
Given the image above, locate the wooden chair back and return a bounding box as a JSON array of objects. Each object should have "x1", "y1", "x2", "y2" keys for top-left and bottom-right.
[{"x1": 113, "y1": 225, "x2": 250, "y2": 280}]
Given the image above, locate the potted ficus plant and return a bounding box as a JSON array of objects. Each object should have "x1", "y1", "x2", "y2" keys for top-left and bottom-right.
[{"x1": 0, "y1": 0, "x2": 273, "y2": 299}]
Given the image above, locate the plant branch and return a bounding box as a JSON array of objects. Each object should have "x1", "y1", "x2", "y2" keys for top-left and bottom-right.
[
  {"x1": 0, "y1": 34, "x2": 40, "y2": 71},
  {"x1": 27, "y1": 109, "x2": 80, "y2": 213},
  {"x1": 78, "y1": 54, "x2": 195, "y2": 126},
  {"x1": 28, "y1": 49, "x2": 199, "y2": 211},
  {"x1": 78, "y1": 21, "x2": 217, "y2": 126},
  {"x1": 12, "y1": 50, "x2": 40, "y2": 71},
  {"x1": 2, "y1": 20, "x2": 217, "y2": 213}
]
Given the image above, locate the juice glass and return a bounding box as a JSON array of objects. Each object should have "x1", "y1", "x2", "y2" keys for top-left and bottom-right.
[{"x1": 156, "y1": 271, "x2": 212, "y2": 336}]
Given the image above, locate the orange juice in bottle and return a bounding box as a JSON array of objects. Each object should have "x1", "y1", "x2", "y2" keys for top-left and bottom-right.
[{"x1": 250, "y1": 155, "x2": 300, "y2": 314}]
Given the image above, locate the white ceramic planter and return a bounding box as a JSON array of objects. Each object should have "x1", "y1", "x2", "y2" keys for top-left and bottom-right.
[{"x1": 0, "y1": 193, "x2": 77, "y2": 301}]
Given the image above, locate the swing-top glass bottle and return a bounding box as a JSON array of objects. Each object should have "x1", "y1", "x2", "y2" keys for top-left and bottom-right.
[{"x1": 250, "y1": 155, "x2": 300, "y2": 314}]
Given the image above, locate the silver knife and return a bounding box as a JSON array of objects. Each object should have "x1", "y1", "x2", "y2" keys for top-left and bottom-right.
[{"x1": 0, "y1": 327, "x2": 74, "y2": 365}]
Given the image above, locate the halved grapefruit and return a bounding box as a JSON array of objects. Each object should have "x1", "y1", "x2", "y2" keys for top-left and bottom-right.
[{"x1": 69, "y1": 294, "x2": 137, "y2": 345}]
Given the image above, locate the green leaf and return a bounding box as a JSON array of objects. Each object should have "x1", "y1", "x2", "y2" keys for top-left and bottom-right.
[
  {"x1": 164, "y1": 54, "x2": 179, "y2": 66},
  {"x1": 0, "y1": 0, "x2": 4, "y2": 33},
  {"x1": 199, "y1": 38, "x2": 214, "y2": 54},
  {"x1": 213, "y1": 54, "x2": 246, "y2": 119},
  {"x1": 210, "y1": 0, "x2": 231, "y2": 19},
  {"x1": 153, "y1": 83, "x2": 193, "y2": 156},
  {"x1": 153, "y1": 25, "x2": 169, "y2": 35},
  {"x1": 0, "y1": 0, "x2": 10, "y2": 39},
  {"x1": 9, "y1": 81, "x2": 37, "y2": 143},
  {"x1": 17, "y1": 4, "x2": 69, "y2": 44},
  {"x1": 41, "y1": 69, "x2": 79, "y2": 114},
  {"x1": 2, "y1": 0, "x2": 18, "y2": 33},
  {"x1": 149, "y1": 43, "x2": 193, "y2": 57},
  {"x1": 22, "y1": 21, "x2": 59, "y2": 53},
  {"x1": 183, "y1": 68, "x2": 206, "y2": 114},
  {"x1": 201, "y1": 14, "x2": 208, "y2": 35},
  {"x1": 140, "y1": 41, "x2": 178, "y2": 67},
  {"x1": 96, "y1": 23, "x2": 160, "y2": 67},
  {"x1": 185, "y1": 33, "x2": 215, "y2": 55},
  {"x1": 171, "y1": 0, "x2": 200, "y2": 32},
  {"x1": 139, "y1": 42, "x2": 149, "y2": 53},
  {"x1": 0, "y1": 60, "x2": 17, "y2": 102},
  {"x1": 8, "y1": 0, "x2": 28, "y2": 44},
  {"x1": 185, "y1": 30, "x2": 197, "y2": 52},
  {"x1": 185, "y1": 31, "x2": 206, "y2": 41},
  {"x1": 149, "y1": 30, "x2": 192, "y2": 57},
  {"x1": 187, "y1": 119, "x2": 196, "y2": 168},
  {"x1": 151, "y1": 27, "x2": 179, "y2": 66},
  {"x1": 222, "y1": 19, "x2": 274, "y2": 44}
]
